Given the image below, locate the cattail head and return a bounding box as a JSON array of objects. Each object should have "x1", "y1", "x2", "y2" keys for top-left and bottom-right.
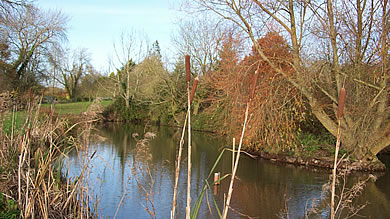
[
  {"x1": 185, "y1": 55, "x2": 191, "y2": 82},
  {"x1": 337, "y1": 87, "x2": 346, "y2": 119},
  {"x1": 190, "y1": 77, "x2": 199, "y2": 105},
  {"x1": 250, "y1": 70, "x2": 259, "y2": 100}
]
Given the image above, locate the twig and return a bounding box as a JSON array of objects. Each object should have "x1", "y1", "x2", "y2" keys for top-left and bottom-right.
[
  {"x1": 229, "y1": 206, "x2": 259, "y2": 219},
  {"x1": 2, "y1": 192, "x2": 16, "y2": 201},
  {"x1": 225, "y1": 148, "x2": 257, "y2": 159},
  {"x1": 113, "y1": 174, "x2": 130, "y2": 219}
]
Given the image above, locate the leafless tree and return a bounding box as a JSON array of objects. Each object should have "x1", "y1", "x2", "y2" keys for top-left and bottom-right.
[
  {"x1": 1, "y1": 2, "x2": 67, "y2": 90},
  {"x1": 172, "y1": 14, "x2": 224, "y2": 76},
  {"x1": 49, "y1": 47, "x2": 91, "y2": 99},
  {"x1": 172, "y1": 14, "x2": 226, "y2": 114},
  {"x1": 109, "y1": 31, "x2": 148, "y2": 108}
]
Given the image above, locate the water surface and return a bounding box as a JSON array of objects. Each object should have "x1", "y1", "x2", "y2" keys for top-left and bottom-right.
[{"x1": 64, "y1": 123, "x2": 390, "y2": 218}]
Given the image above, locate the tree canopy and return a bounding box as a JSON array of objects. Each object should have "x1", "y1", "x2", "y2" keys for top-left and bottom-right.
[{"x1": 186, "y1": 0, "x2": 390, "y2": 161}]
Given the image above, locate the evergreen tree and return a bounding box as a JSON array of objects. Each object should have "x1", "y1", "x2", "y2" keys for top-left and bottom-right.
[{"x1": 151, "y1": 40, "x2": 161, "y2": 59}]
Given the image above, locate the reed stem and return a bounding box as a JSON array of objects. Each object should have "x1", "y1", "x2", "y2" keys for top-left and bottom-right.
[
  {"x1": 222, "y1": 69, "x2": 258, "y2": 219},
  {"x1": 330, "y1": 119, "x2": 341, "y2": 219},
  {"x1": 186, "y1": 80, "x2": 192, "y2": 219},
  {"x1": 171, "y1": 112, "x2": 188, "y2": 219},
  {"x1": 222, "y1": 102, "x2": 250, "y2": 219},
  {"x1": 232, "y1": 138, "x2": 235, "y2": 172},
  {"x1": 331, "y1": 87, "x2": 345, "y2": 219}
]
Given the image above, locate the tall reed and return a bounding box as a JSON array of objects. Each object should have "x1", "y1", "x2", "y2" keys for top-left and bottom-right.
[
  {"x1": 171, "y1": 113, "x2": 188, "y2": 219},
  {"x1": 330, "y1": 87, "x2": 346, "y2": 219},
  {"x1": 171, "y1": 55, "x2": 199, "y2": 219},
  {"x1": 222, "y1": 70, "x2": 259, "y2": 219},
  {"x1": 185, "y1": 54, "x2": 192, "y2": 219},
  {"x1": 131, "y1": 131, "x2": 157, "y2": 219}
]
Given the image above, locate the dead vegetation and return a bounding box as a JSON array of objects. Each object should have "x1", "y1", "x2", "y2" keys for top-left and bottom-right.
[
  {"x1": 131, "y1": 131, "x2": 157, "y2": 219},
  {"x1": 0, "y1": 96, "x2": 98, "y2": 218}
]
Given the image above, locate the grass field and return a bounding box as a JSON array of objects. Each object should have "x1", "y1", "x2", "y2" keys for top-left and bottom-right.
[
  {"x1": 1, "y1": 111, "x2": 27, "y2": 135},
  {"x1": 41, "y1": 100, "x2": 113, "y2": 115},
  {"x1": 1, "y1": 100, "x2": 113, "y2": 134}
]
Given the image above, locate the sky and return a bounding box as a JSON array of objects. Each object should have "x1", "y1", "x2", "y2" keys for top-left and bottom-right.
[{"x1": 37, "y1": 0, "x2": 182, "y2": 72}]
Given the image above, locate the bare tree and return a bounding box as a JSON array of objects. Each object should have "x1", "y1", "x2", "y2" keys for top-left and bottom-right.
[
  {"x1": 172, "y1": 14, "x2": 226, "y2": 114},
  {"x1": 109, "y1": 31, "x2": 148, "y2": 109},
  {"x1": 50, "y1": 47, "x2": 91, "y2": 99},
  {"x1": 1, "y1": 2, "x2": 67, "y2": 90},
  {"x1": 172, "y1": 14, "x2": 224, "y2": 76}
]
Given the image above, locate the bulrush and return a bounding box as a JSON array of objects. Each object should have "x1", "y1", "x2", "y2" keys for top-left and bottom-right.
[
  {"x1": 337, "y1": 87, "x2": 346, "y2": 119},
  {"x1": 185, "y1": 55, "x2": 191, "y2": 82},
  {"x1": 331, "y1": 87, "x2": 346, "y2": 219},
  {"x1": 190, "y1": 77, "x2": 199, "y2": 105}
]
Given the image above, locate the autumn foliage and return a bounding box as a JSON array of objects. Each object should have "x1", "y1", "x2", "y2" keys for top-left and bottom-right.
[{"x1": 206, "y1": 32, "x2": 304, "y2": 153}]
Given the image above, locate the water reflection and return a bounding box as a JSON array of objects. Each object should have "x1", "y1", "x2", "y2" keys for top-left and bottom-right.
[{"x1": 64, "y1": 123, "x2": 390, "y2": 218}]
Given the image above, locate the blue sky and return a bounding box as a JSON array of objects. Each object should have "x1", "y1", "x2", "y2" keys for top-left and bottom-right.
[{"x1": 37, "y1": 0, "x2": 181, "y2": 71}]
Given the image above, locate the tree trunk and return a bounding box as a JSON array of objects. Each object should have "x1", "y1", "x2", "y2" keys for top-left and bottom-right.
[
  {"x1": 125, "y1": 69, "x2": 130, "y2": 109},
  {"x1": 374, "y1": 0, "x2": 389, "y2": 131}
]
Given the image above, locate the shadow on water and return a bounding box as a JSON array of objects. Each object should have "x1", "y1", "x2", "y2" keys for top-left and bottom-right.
[{"x1": 64, "y1": 123, "x2": 390, "y2": 218}]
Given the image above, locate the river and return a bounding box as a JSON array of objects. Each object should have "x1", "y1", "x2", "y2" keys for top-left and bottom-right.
[{"x1": 64, "y1": 123, "x2": 390, "y2": 218}]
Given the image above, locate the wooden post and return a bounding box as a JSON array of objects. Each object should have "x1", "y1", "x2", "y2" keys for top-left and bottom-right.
[{"x1": 214, "y1": 172, "x2": 221, "y2": 185}]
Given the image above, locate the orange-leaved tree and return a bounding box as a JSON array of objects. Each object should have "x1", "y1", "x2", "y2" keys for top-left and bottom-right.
[{"x1": 206, "y1": 31, "x2": 305, "y2": 153}]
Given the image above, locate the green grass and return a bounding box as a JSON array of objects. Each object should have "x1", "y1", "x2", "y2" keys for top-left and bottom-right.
[
  {"x1": 1, "y1": 101, "x2": 113, "y2": 134},
  {"x1": 1, "y1": 111, "x2": 27, "y2": 136},
  {"x1": 41, "y1": 100, "x2": 113, "y2": 115},
  {"x1": 296, "y1": 131, "x2": 338, "y2": 157},
  {"x1": 0, "y1": 192, "x2": 20, "y2": 219}
]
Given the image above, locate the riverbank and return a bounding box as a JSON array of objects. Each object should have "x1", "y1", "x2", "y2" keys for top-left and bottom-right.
[
  {"x1": 249, "y1": 150, "x2": 387, "y2": 172},
  {"x1": 103, "y1": 107, "x2": 388, "y2": 172}
]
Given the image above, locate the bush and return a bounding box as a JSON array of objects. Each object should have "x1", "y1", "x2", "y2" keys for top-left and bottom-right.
[
  {"x1": 192, "y1": 112, "x2": 216, "y2": 131},
  {"x1": 102, "y1": 98, "x2": 148, "y2": 122},
  {"x1": 296, "y1": 131, "x2": 337, "y2": 157}
]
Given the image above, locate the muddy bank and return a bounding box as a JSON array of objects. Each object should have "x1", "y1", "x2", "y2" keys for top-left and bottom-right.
[{"x1": 250, "y1": 150, "x2": 387, "y2": 172}]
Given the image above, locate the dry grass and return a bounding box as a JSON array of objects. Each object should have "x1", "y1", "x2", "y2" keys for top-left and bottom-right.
[
  {"x1": 0, "y1": 95, "x2": 99, "y2": 218},
  {"x1": 131, "y1": 131, "x2": 157, "y2": 219},
  {"x1": 301, "y1": 168, "x2": 373, "y2": 219}
]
